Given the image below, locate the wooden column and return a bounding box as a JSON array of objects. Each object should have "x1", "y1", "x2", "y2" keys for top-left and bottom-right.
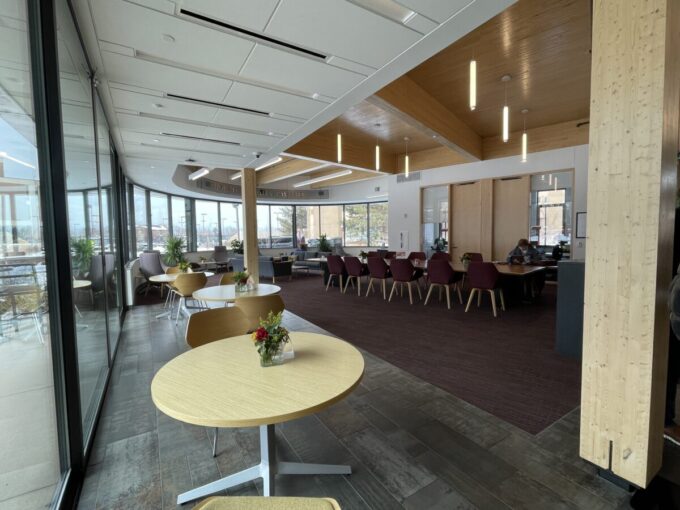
[
  {"x1": 580, "y1": 0, "x2": 680, "y2": 487},
  {"x1": 241, "y1": 167, "x2": 259, "y2": 284}
]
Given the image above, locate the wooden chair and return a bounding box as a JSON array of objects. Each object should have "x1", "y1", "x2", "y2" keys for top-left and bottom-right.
[
  {"x1": 195, "y1": 496, "x2": 341, "y2": 510},
  {"x1": 173, "y1": 272, "x2": 207, "y2": 325},
  {"x1": 185, "y1": 306, "x2": 250, "y2": 456},
  {"x1": 234, "y1": 294, "x2": 285, "y2": 331},
  {"x1": 219, "y1": 272, "x2": 237, "y2": 285}
]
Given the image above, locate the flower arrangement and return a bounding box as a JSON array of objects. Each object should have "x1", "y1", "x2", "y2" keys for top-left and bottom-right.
[
  {"x1": 178, "y1": 261, "x2": 191, "y2": 273},
  {"x1": 252, "y1": 311, "x2": 291, "y2": 366},
  {"x1": 233, "y1": 269, "x2": 249, "y2": 291}
]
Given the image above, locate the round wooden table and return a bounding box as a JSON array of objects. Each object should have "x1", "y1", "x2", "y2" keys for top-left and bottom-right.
[
  {"x1": 192, "y1": 283, "x2": 281, "y2": 304},
  {"x1": 151, "y1": 332, "x2": 364, "y2": 504}
]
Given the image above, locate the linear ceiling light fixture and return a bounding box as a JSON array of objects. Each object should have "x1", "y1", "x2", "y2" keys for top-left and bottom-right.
[
  {"x1": 255, "y1": 156, "x2": 282, "y2": 171},
  {"x1": 403, "y1": 137, "x2": 410, "y2": 178},
  {"x1": 501, "y1": 74, "x2": 511, "y2": 143},
  {"x1": 188, "y1": 167, "x2": 210, "y2": 181},
  {"x1": 0, "y1": 151, "x2": 36, "y2": 169},
  {"x1": 294, "y1": 169, "x2": 352, "y2": 188},
  {"x1": 337, "y1": 134, "x2": 342, "y2": 163},
  {"x1": 521, "y1": 109, "x2": 528, "y2": 163},
  {"x1": 469, "y1": 59, "x2": 477, "y2": 111}
]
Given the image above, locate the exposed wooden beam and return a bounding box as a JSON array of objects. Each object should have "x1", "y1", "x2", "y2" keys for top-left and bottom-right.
[
  {"x1": 395, "y1": 146, "x2": 468, "y2": 172},
  {"x1": 256, "y1": 159, "x2": 328, "y2": 185},
  {"x1": 369, "y1": 75, "x2": 482, "y2": 161},
  {"x1": 286, "y1": 131, "x2": 398, "y2": 173},
  {"x1": 482, "y1": 118, "x2": 589, "y2": 160}
]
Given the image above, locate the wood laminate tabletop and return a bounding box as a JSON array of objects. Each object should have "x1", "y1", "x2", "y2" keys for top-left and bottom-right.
[
  {"x1": 149, "y1": 271, "x2": 214, "y2": 283},
  {"x1": 192, "y1": 283, "x2": 281, "y2": 303},
  {"x1": 151, "y1": 331, "x2": 364, "y2": 428}
]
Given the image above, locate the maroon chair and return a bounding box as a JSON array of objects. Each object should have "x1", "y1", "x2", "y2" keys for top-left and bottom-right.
[
  {"x1": 325, "y1": 255, "x2": 346, "y2": 292},
  {"x1": 366, "y1": 257, "x2": 391, "y2": 300},
  {"x1": 465, "y1": 252, "x2": 484, "y2": 262},
  {"x1": 366, "y1": 251, "x2": 379, "y2": 258},
  {"x1": 384, "y1": 251, "x2": 397, "y2": 259},
  {"x1": 465, "y1": 262, "x2": 505, "y2": 317},
  {"x1": 343, "y1": 256, "x2": 369, "y2": 295},
  {"x1": 424, "y1": 259, "x2": 463, "y2": 309},
  {"x1": 388, "y1": 259, "x2": 422, "y2": 305},
  {"x1": 407, "y1": 251, "x2": 427, "y2": 286},
  {"x1": 430, "y1": 252, "x2": 452, "y2": 261}
]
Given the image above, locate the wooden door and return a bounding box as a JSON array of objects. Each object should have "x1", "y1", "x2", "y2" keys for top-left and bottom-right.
[
  {"x1": 450, "y1": 182, "x2": 482, "y2": 262},
  {"x1": 492, "y1": 176, "x2": 530, "y2": 261}
]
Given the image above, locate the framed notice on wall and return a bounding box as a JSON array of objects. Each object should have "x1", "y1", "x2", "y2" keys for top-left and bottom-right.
[{"x1": 576, "y1": 212, "x2": 587, "y2": 238}]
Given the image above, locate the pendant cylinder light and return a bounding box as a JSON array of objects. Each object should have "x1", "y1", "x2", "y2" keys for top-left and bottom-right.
[
  {"x1": 469, "y1": 59, "x2": 477, "y2": 111},
  {"x1": 501, "y1": 74, "x2": 511, "y2": 143},
  {"x1": 337, "y1": 134, "x2": 342, "y2": 163},
  {"x1": 521, "y1": 109, "x2": 528, "y2": 162},
  {"x1": 404, "y1": 137, "x2": 410, "y2": 178},
  {"x1": 375, "y1": 145, "x2": 380, "y2": 170}
]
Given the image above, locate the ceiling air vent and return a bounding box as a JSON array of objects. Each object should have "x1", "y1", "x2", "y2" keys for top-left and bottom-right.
[
  {"x1": 396, "y1": 172, "x2": 421, "y2": 184},
  {"x1": 166, "y1": 93, "x2": 269, "y2": 117},
  {"x1": 180, "y1": 9, "x2": 327, "y2": 60},
  {"x1": 161, "y1": 132, "x2": 240, "y2": 146}
]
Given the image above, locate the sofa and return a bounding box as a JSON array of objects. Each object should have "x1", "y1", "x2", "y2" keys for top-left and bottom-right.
[
  {"x1": 231, "y1": 255, "x2": 292, "y2": 283},
  {"x1": 290, "y1": 250, "x2": 331, "y2": 270}
]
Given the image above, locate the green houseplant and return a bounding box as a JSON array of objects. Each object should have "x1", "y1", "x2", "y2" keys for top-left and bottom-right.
[
  {"x1": 432, "y1": 237, "x2": 448, "y2": 252},
  {"x1": 230, "y1": 239, "x2": 244, "y2": 254},
  {"x1": 71, "y1": 238, "x2": 94, "y2": 277},
  {"x1": 318, "y1": 234, "x2": 332, "y2": 253},
  {"x1": 164, "y1": 236, "x2": 186, "y2": 266}
]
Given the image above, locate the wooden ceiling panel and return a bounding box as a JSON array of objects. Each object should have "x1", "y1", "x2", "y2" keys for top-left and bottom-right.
[{"x1": 407, "y1": 0, "x2": 592, "y2": 137}]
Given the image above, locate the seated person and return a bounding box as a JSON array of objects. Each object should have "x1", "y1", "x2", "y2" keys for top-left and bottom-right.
[{"x1": 506, "y1": 238, "x2": 540, "y2": 264}]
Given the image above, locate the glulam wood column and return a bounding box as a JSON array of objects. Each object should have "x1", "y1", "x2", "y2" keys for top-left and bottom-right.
[
  {"x1": 241, "y1": 168, "x2": 259, "y2": 284},
  {"x1": 580, "y1": 0, "x2": 680, "y2": 487}
]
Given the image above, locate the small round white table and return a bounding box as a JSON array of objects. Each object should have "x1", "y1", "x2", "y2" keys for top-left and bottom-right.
[
  {"x1": 192, "y1": 283, "x2": 281, "y2": 305},
  {"x1": 149, "y1": 272, "x2": 214, "y2": 318},
  {"x1": 151, "y1": 332, "x2": 364, "y2": 504}
]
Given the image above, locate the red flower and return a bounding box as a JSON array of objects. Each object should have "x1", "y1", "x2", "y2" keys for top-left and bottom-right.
[{"x1": 254, "y1": 327, "x2": 268, "y2": 342}]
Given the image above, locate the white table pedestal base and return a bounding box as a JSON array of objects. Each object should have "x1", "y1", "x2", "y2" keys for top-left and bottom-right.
[{"x1": 177, "y1": 424, "x2": 351, "y2": 505}]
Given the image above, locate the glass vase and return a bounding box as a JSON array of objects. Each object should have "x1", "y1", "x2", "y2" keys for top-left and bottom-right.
[
  {"x1": 235, "y1": 282, "x2": 247, "y2": 292},
  {"x1": 260, "y1": 344, "x2": 285, "y2": 367}
]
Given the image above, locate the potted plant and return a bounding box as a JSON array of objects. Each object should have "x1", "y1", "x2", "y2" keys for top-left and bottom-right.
[
  {"x1": 432, "y1": 237, "x2": 448, "y2": 253},
  {"x1": 251, "y1": 311, "x2": 291, "y2": 367},
  {"x1": 230, "y1": 239, "x2": 244, "y2": 254},
  {"x1": 359, "y1": 250, "x2": 368, "y2": 259},
  {"x1": 318, "y1": 234, "x2": 332, "y2": 253},
  {"x1": 460, "y1": 253, "x2": 471, "y2": 269},
  {"x1": 71, "y1": 238, "x2": 94, "y2": 277},
  {"x1": 233, "y1": 269, "x2": 249, "y2": 292},
  {"x1": 164, "y1": 236, "x2": 186, "y2": 266},
  {"x1": 178, "y1": 260, "x2": 191, "y2": 273}
]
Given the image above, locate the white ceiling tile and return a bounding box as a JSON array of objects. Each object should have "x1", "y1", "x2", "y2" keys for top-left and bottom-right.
[
  {"x1": 91, "y1": 0, "x2": 254, "y2": 76},
  {"x1": 325, "y1": 56, "x2": 375, "y2": 76},
  {"x1": 396, "y1": 0, "x2": 472, "y2": 23},
  {"x1": 110, "y1": 88, "x2": 220, "y2": 123},
  {"x1": 405, "y1": 13, "x2": 439, "y2": 34},
  {"x1": 120, "y1": 130, "x2": 200, "y2": 151},
  {"x1": 266, "y1": 0, "x2": 421, "y2": 69},
  {"x1": 240, "y1": 44, "x2": 363, "y2": 99},
  {"x1": 101, "y1": 51, "x2": 232, "y2": 102},
  {"x1": 178, "y1": 0, "x2": 279, "y2": 32},
  {"x1": 225, "y1": 82, "x2": 325, "y2": 120},
  {"x1": 116, "y1": 112, "x2": 274, "y2": 149},
  {"x1": 125, "y1": 144, "x2": 247, "y2": 168}
]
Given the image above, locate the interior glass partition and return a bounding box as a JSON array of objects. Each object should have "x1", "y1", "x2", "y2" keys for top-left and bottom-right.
[
  {"x1": 0, "y1": 3, "x2": 63, "y2": 507},
  {"x1": 57, "y1": 1, "x2": 110, "y2": 439},
  {"x1": 421, "y1": 186, "x2": 449, "y2": 257},
  {"x1": 530, "y1": 170, "x2": 573, "y2": 255}
]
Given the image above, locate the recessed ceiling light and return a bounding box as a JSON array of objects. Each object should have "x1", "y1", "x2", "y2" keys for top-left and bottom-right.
[
  {"x1": 153, "y1": 139, "x2": 159, "y2": 142},
  {"x1": 311, "y1": 93, "x2": 320, "y2": 99},
  {"x1": 162, "y1": 33, "x2": 175, "y2": 43},
  {"x1": 152, "y1": 103, "x2": 164, "y2": 109},
  {"x1": 150, "y1": 165, "x2": 155, "y2": 169},
  {"x1": 267, "y1": 131, "x2": 274, "y2": 136}
]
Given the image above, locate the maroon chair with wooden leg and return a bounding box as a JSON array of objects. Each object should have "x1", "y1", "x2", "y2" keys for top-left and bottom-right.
[
  {"x1": 343, "y1": 256, "x2": 368, "y2": 295},
  {"x1": 424, "y1": 259, "x2": 463, "y2": 309},
  {"x1": 366, "y1": 257, "x2": 391, "y2": 300},
  {"x1": 465, "y1": 252, "x2": 483, "y2": 262},
  {"x1": 465, "y1": 262, "x2": 505, "y2": 317},
  {"x1": 430, "y1": 252, "x2": 452, "y2": 261},
  {"x1": 325, "y1": 255, "x2": 346, "y2": 292},
  {"x1": 407, "y1": 251, "x2": 427, "y2": 287},
  {"x1": 388, "y1": 259, "x2": 422, "y2": 305}
]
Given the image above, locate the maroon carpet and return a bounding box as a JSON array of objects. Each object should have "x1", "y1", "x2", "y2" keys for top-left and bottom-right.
[{"x1": 139, "y1": 273, "x2": 580, "y2": 434}]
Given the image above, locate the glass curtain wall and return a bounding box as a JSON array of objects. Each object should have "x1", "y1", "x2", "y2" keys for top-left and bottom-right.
[
  {"x1": 171, "y1": 196, "x2": 188, "y2": 245},
  {"x1": 295, "y1": 205, "x2": 319, "y2": 247},
  {"x1": 320, "y1": 205, "x2": 343, "y2": 248},
  {"x1": 195, "y1": 200, "x2": 218, "y2": 250},
  {"x1": 344, "y1": 204, "x2": 368, "y2": 246},
  {"x1": 133, "y1": 186, "x2": 148, "y2": 254},
  {"x1": 150, "y1": 192, "x2": 169, "y2": 251},
  {"x1": 270, "y1": 205, "x2": 293, "y2": 249},
  {"x1": 368, "y1": 202, "x2": 388, "y2": 247},
  {"x1": 0, "y1": 3, "x2": 63, "y2": 507},
  {"x1": 220, "y1": 202, "x2": 241, "y2": 247},
  {"x1": 257, "y1": 204, "x2": 270, "y2": 248}
]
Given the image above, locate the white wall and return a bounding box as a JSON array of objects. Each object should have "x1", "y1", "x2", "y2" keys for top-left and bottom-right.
[{"x1": 387, "y1": 144, "x2": 590, "y2": 260}]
